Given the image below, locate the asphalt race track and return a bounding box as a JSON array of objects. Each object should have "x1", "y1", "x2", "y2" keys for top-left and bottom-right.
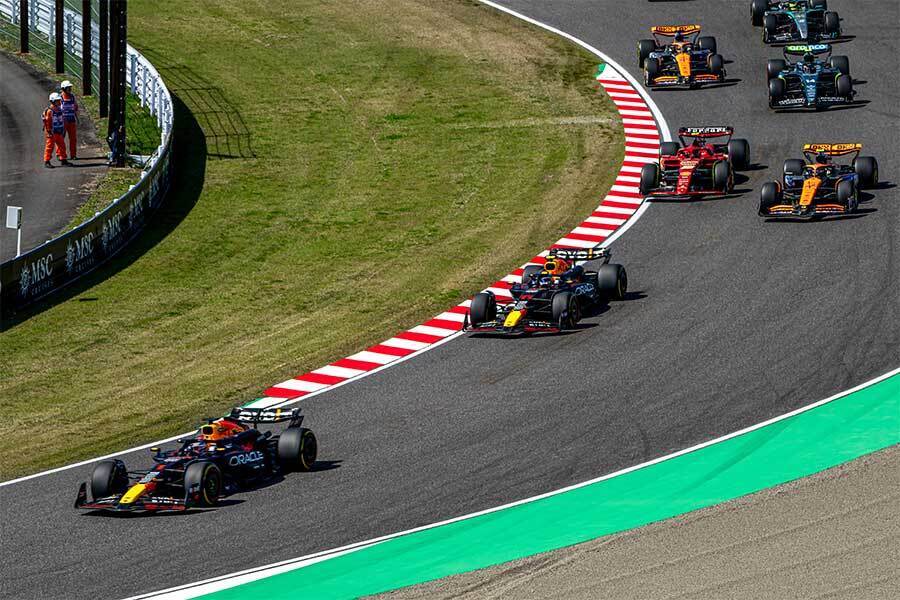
[
  {"x1": 1, "y1": 1, "x2": 897, "y2": 598},
  {"x1": 0, "y1": 52, "x2": 104, "y2": 261}
]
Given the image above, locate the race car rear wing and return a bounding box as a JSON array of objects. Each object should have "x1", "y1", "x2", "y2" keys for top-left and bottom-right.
[
  {"x1": 546, "y1": 247, "x2": 610, "y2": 265},
  {"x1": 678, "y1": 126, "x2": 734, "y2": 140},
  {"x1": 784, "y1": 44, "x2": 832, "y2": 60},
  {"x1": 803, "y1": 143, "x2": 862, "y2": 159},
  {"x1": 651, "y1": 25, "x2": 701, "y2": 36},
  {"x1": 228, "y1": 406, "x2": 304, "y2": 427}
]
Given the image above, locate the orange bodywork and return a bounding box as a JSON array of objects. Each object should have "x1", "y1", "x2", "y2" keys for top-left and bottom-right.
[
  {"x1": 675, "y1": 52, "x2": 692, "y2": 77},
  {"x1": 799, "y1": 177, "x2": 822, "y2": 206}
]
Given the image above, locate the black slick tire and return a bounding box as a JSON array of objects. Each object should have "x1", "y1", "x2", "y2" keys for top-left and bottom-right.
[
  {"x1": 184, "y1": 461, "x2": 222, "y2": 507},
  {"x1": 640, "y1": 163, "x2": 660, "y2": 196},
  {"x1": 551, "y1": 291, "x2": 579, "y2": 329},
  {"x1": 853, "y1": 156, "x2": 878, "y2": 189},
  {"x1": 278, "y1": 427, "x2": 318, "y2": 472},
  {"x1": 469, "y1": 292, "x2": 496, "y2": 327},
  {"x1": 90, "y1": 459, "x2": 128, "y2": 499},
  {"x1": 727, "y1": 139, "x2": 751, "y2": 170},
  {"x1": 597, "y1": 264, "x2": 627, "y2": 302}
]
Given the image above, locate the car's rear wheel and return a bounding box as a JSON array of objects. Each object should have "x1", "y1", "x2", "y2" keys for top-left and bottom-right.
[
  {"x1": 698, "y1": 36, "x2": 717, "y2": 54},
  {"x1": 759, "y1": 182, "x2": 782, "y2": 214},
  {"x1": 767, "y1": 59, "x2": 787, "y2": 80},
  {"x1": 659, "y1": 141, "x2": 680, "y2": 157},
  {"x1": 727, "y1": 139, "x2": 751, "y2": 171},
  {"x1": 783, "y1": 158, "x2": 805, "y2": 177},
  {"x1": 551, "y1": 291, "x2": 579, "y2": 329},
  {"x1": 469, "y1": 292, "x2": 496, "y2": 327},
  {"x1": 597, "y1": 264, "x2": 627, "y2": 302},
  {"x1": 638, "y1": 39, "x2": 656, "y2": 68},
  {"x1": 184, "y1": 461, "x2": 222, "y2": 507},
  {"x1": 829, "y1": 55, "x2": 850, "y2": 76},
  {"x1": 837, "y1": 179, "x2": 856, "y2": 211},
  {"x1": 853, "y1": 156, "x2": 879, "y2": 189},
  {"x1": 751, "y1": 0, "x2": 768, "y2": 26},
  {"x1": 768, "y1": 77, "x2": 785, "y2": 106},
  {"x1": 640, "y1": 163, "x2": 660, "y2": 195},
  {"x1": 835, "y1": 73, "x2": 852, "y2": 98},
  {"x1": 278, "y1": 427, "x2": 318, "y2": 472},
  {"x1": 90, "y1": 459, "x2": 128, "y2": 499},
  {"x1": 713, "y1": 160, "x2": 731, "y2": 192},
  {"x1": 824, "y1": 11, "x2": 840, "y2": 34}
]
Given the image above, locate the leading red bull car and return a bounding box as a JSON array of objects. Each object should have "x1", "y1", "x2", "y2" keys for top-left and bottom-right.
[
  {"x1": 74, "y1": 407, "x2": 318, "y2": 512},
  {"x1": 639, "y1": 127, "x2": 751, "y2": 199}
]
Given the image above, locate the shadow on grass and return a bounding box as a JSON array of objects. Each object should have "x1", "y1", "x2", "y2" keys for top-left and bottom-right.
[
  {"x1": 1, "y1": 93, "x2": 207, "y2": 330},
  {"x1": 140, "y1": 48, "x2": 256, "y2": 160}
]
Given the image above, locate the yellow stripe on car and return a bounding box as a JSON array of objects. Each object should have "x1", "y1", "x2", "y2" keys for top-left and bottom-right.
[
  {"x1": 119, "y1": 484, "x2": 147, "y2": 504},
  {"x1": 503, "y1": 310, "x2": 523, "y2": 328}
]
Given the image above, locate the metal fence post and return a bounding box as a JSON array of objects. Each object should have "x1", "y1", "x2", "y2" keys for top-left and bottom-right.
[
  {"x1": 65, "y1": 11, "x2": 74, "y2": 55},
  {"x1": 19, "y1": 0, "x2": 28, "y2": 53},
  {"x1": 82, "y1": 0, "x2": 92, "y2": 94},
  {"x1": 99, "y1": 0, "x2": 108, "y2": 117},
  {"x1": 55, "y1": 0, "x2": 64, "y2": 72}
]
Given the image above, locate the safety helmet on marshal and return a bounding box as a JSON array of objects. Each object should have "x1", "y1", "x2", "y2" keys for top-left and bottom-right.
[
  {"x1": 49, "y1": 92, "x2": 62, "y2": 102},
  {"x1": 60, "y1": 80, "x2": 73, "y2": 89}
]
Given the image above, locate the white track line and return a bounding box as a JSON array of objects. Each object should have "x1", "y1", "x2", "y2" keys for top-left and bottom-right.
[{"x1": 124, "y1": 365, "x2": 900, "y2": 599}]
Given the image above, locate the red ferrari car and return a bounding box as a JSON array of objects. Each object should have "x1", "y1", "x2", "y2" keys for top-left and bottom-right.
[{"x1": 639, "y1": 127, "x2": 750, "y2": 198}]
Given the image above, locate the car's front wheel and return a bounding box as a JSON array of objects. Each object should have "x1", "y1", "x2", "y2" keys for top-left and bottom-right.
[
  {"x1": 837, "y1": 179, "x2": 857, "y2": 212},
  {"x1": 90, "y1": 459, "x2": 128, "y2": 499},
  {"x1": 640, "y1": 163, "x2": 660, "y2": 196},
  {"x1": 713, "y1": 160, "x2": 732, "y2": 192},
  {"x1": 551, "y1": 291, "x2": 579, "y2": 329},
  {"x1": 184, "y1": 461, "x2": 222, "y2": 507},
  {"x1": 759, "y1": 182, "x2": 782, "y2": 215}
]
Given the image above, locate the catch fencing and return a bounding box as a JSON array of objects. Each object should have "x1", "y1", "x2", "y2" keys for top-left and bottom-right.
[{"x1": 0, "y1": 0, "x2": 173, "y2": 320}]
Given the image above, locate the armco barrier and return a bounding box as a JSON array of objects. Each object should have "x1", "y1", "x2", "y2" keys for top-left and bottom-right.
[{"x1": 0, "y1": 0, "x2": 173, "y2": 321}]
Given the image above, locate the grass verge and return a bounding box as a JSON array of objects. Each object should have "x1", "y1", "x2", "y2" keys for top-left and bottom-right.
[{"x1": 0, "y1": 0, "x2": 623, "y2": 479}]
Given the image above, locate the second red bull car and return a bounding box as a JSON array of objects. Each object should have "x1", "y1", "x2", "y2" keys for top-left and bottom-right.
[
  {"x1": 639, "y1": 127, "x2": 751, "y2": 199},
  {"x1": 466, "y1": 248, "x2": 627, "y2": 335}
]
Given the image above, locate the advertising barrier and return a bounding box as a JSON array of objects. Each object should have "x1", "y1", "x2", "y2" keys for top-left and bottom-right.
[{"x1": 0, "y1": 0, "x2": 173, "y2": 321}]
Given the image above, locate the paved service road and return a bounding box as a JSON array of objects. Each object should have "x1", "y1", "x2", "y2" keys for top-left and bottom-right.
[
  {"x1": 0, "y1": 1, "x2": 897, "y2": 599},
  {"x1": 0, "y1": 51, "x2": 106, "y2": 261}
]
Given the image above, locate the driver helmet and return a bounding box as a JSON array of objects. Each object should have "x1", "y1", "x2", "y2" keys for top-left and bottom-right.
[
  {"x1": 542, "y1": 258, "x2": 570, "y2": 277},
  {"x1": 198, "y1": 418, "x2": 244, "y2": 442},
  {"x1": 674, "y1": 31, "x2": 685, "y2": 43},
  {"x1": 815, "y1": 151, "x2": 830, "y2": 164}
]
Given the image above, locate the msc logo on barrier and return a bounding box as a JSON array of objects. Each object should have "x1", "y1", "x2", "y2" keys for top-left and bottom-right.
[
  {"x1": 101, "y1": 213, "x2": 124, "y2": 252},
  {"x1": 19, "y1": 254, "x2": 53, "y2": 298},
  {"x1": 128, "y1": 193, "x2": 145, "y2": 228},
  {"x1": 66, "y1": 232, "x2": 95, "y2": 275}
]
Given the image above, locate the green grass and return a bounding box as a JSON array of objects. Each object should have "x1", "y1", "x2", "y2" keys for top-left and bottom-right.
[{"x1": 0, "y1": 0, "x2": 623, "y2": 479}]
